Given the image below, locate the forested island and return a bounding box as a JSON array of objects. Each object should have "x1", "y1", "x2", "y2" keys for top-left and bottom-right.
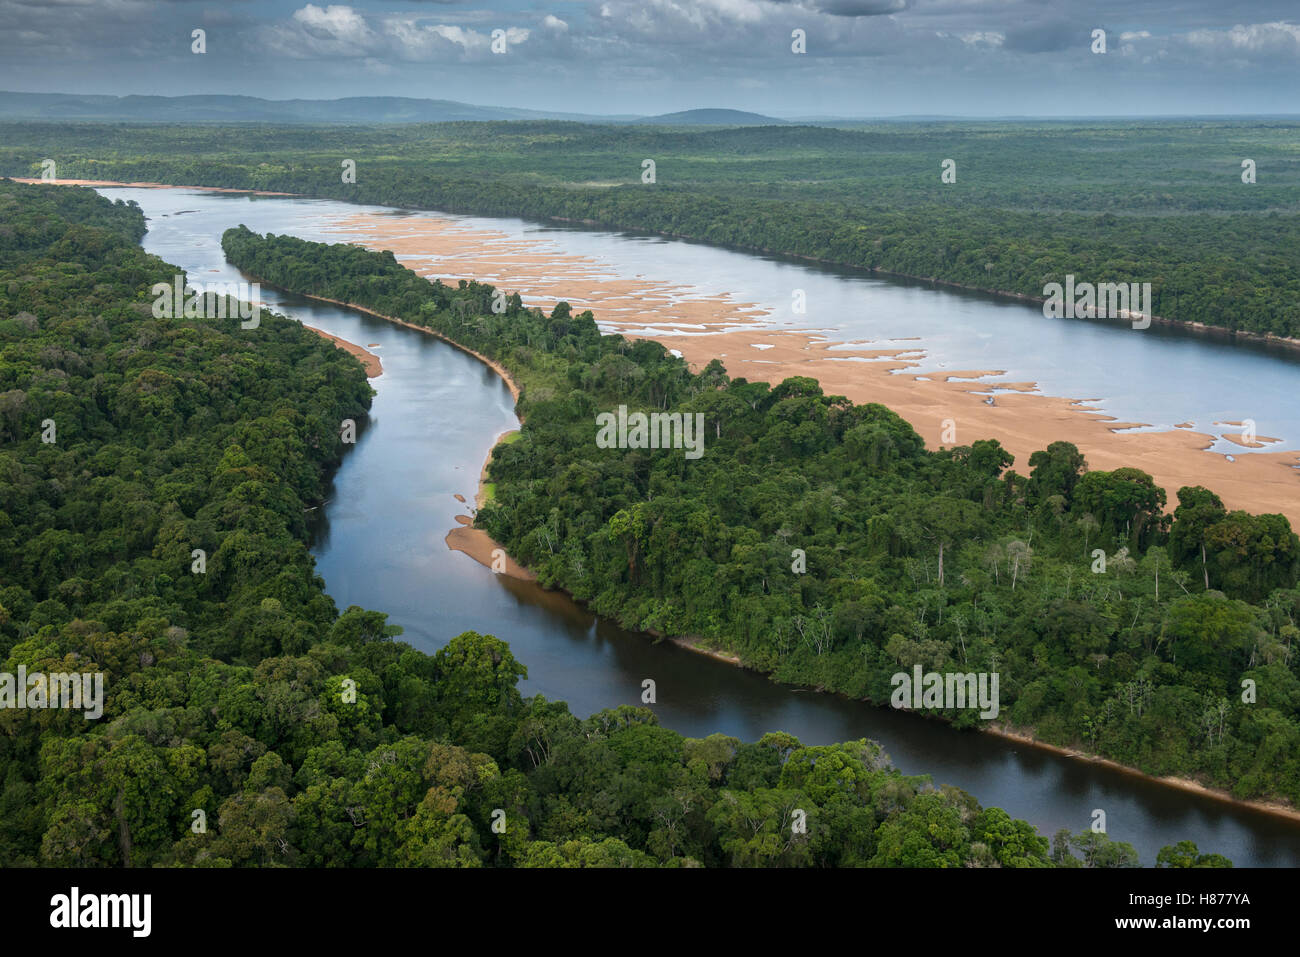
[
  {"x1": 220, "y1": 222, "x2": 1300, "y2": 821},
  {"x1": 5, "y1": 178, "x2": 1238, "y2": 868},
  {"x1": 2, "y1": 118, "x2": 1298, "y2": 338}
]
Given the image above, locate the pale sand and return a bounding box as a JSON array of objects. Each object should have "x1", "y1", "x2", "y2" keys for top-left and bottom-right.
[
  {"x1": 31, "y1": 179, "x2": 1300, "y2": 814},
  {"x1": 264, "y1": 289, "x2": 534, "y2": 582},
  {"x1": 326, "y1": 211, "x2": 1300, "y2": 528},
  {"x1": 271, "y1": 245, "x2": 1300, "y2": 821},
  {"x1": 288, "y1": 293, "x2": 521, "y2": 404},
  {"x1": 983, "y1": 723, "x2": 1300, "y2": 823},
  {"x1": 445, "y1": 427, "x2": 536, "y2": 581},
  {"x1": 303, "y1": 325, "x2": 382, "y2": 377},
  {"x1": 1224, "y1": 434, "x2": 1282, "y2": 449},
  {"x1": 33, "y1": 180, "x2": 1292, "y2": 556}
]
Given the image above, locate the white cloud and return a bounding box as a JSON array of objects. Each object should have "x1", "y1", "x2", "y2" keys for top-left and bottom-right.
[
  {"x1": 1181, "y1": 21, "x2": 1300, "y2": 57},
  {"x1": 958, "y1": 30, "x2": 1004, "y2": 47},
  {"x1": 260, "y1": 4, "x2": 533, "y2": 61},
  {"x1": 292, "y1": 4, "x2": 377, "y2": 50}
]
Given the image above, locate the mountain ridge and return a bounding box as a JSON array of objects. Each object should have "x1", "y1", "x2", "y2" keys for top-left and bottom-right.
[{"x1": 0, "y1": 91, "x2": 785, "y2": 126}]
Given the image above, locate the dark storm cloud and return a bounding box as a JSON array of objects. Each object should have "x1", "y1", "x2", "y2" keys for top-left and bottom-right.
[{"x1": 1002, "y1": 19, "x2": 1077, "y2": 54}]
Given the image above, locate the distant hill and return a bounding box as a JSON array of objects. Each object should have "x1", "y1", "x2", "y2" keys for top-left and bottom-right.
[
  {"x1": 0, "y1": 92, "x2": 625, "y2": 125},
  {"x1": 633, "y1": 108, "x2": 786, "y2": 126},
  {"x1": 0, "y1": 92, "x2": 787, "y2": 127}
]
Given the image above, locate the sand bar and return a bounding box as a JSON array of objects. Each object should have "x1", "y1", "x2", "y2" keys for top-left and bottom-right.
[
  {"x1": 253, "y1": 230, "x2": 1300, "y2": 822},
  {"x1": 326, "y1": 211, "x2": 1300, "y2": 529},
  {"x1": 303, "y1": 325, "x2": 382, "y2": 377}
]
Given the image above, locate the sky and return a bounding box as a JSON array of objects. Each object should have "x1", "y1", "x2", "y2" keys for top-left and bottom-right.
[{"x1": 1, "y1": 0, "x2": 1297, "y2": 117}]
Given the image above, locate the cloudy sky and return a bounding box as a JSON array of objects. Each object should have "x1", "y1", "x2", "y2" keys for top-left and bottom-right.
[{"x1": 2, "y1": 0, "x2": 1297, "y2": 117}]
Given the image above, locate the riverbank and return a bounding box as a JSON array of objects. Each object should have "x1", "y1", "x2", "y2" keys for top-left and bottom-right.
[
  {"x1": 248, "y1": 268, "x2": 1300, "y2": 832},
  {"x1": 445, "y1": 427, "x2": 536, "y2": 582},
  {"x1": 26, "y1": 178, "x2": 1300, "y2": 522},
  {"x1": 327, "y1": 210, "x2": 1300, "y2": 529},
  {"x1": 250, "y1": 284, "x2": 756, "y2": 667},
  {"x1": 245, "y1": 284, "x2": 535, "y2": 580},
  {"x1": 30, "y1": 177, "x2": 1300, "y2": 358},
  {"x1": 980, "y1": 723, "x2": 1300, "y2": 824},
  {"x1": 280, "y1": 291, "x2": 522, "y2": 404},
  {"x1": 303, "y1": 325, "x2": 383, "y2": 377}
]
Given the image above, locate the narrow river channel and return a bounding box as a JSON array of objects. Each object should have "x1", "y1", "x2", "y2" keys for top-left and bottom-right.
[{"x1": 105, "y1": 185, "x2": 1300, "y2": 867}]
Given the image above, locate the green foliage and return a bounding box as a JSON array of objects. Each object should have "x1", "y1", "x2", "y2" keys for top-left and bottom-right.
[
  {"x1": 3, "y1": 117, "x2": 1299, "y2": 336},
  {"x1": 223, "y1": 224, "x2": 1300, "y2": 817},
  {"x1": 1051, "y1": 828, "x2": 1141, "y2": 868},
  {"x1": 0, "y1": 179, "x2": 1093, "y2": 868},
  {"x1": 1155, "y1": 840, "x2": 1233, "y2": 868}
]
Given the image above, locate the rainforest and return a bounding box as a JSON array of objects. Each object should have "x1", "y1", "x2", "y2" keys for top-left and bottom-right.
[
  {"x1": 2, "y1": 118, "x2": 1297, "y2": 337},
  {"x1": 10, "y1": 176, "x2": 1238, "y2": 869},
  {"x1": 216, "y1": 219, "x2": 1300, "y2": 817}
]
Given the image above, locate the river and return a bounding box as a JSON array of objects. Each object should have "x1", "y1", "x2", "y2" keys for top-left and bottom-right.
[{"x1": 101, "y1": 185, "x2": 1300, "y2": 867}]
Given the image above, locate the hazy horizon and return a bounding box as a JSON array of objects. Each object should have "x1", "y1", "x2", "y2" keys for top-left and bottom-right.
[
  {"x1": 4, "y1": 89, "x2": 1300, "y2": 124},
  {"x1": 1, "y1": 0, "x2": 1296, "y2": 118}
]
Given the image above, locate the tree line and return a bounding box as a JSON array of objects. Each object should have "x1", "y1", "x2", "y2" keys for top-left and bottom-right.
[
  {"x1": 3, "y1": 179, "x2": 1224, "y2": 867},
  {"x1": 222, "y1": 223, "x2": 1300, "y2": 814},
  {"x1": 2, "y1": 117, "x2": 1298, "y2": 337}
]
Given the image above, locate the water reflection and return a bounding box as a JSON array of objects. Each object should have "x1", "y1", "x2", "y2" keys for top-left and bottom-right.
[{"x1": 109, "y1": 184, "x2": 1300, "y2": 867}]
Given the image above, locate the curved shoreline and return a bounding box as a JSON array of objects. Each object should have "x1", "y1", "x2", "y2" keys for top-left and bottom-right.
[
  {"x1": 327, "y1": 208, "x2": 1300, "y2": 528},
  {"x1": 303, "y1": 324, "x2": 383, "y2": 377},
  {"x1": 445, "y1": 427, "x2": 536, "y2": 581},
  {"x1": 20, "y1": 177, "x2": 1298, "y2": 355},
  {"x1": 241, "y1": 284, "x2": 533, "y2": 576},
  {"x1": 278, "y1": 291, "x2": 522, "y2": 403},
  {"x1": 979, "y1": 724, "x2": 1300, "y2": 824},
  {"x1": 463, "y1": 211, "x2": 1300, "y2": 356},
  {"x1": 248, "y1": 278, "x2": 1300, "y2": 829},
  {"x1": 36, "y1": 178, "x2": 1300, "y2": 526}
]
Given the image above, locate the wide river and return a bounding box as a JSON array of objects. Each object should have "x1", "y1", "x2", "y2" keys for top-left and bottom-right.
[{"x1": 104, "y1": 185, "x2": 1300, "y2": 867}]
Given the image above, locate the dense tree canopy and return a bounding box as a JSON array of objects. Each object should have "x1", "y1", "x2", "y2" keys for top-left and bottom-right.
[
  {"x1": 3, "y1": 117, "x2": 1298, "y2": 337},
  {"x1": 223, "y1": 223, "x2": 1300, "y2": 814},
  {"x1": 3, "y1": 179, "x2": 1188, "y2": 868}
]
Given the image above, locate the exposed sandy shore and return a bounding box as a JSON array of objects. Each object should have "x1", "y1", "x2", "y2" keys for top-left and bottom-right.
[
  {"x1": 24, "y1": 178, "x2": 1295, "y2": 523},
  {"x1": 982, "y1": 723, "x2": 1300, "y2": 823},
  {"x1": 245, "y1": 285, "x2": 534, "y2": 582},
  {"x1": 445, "y1": 525, "x2": 536, "y2": 581},
  {"x1": 303, "y1": 325, "x2": 382, "y2": 377},
  {"x1": 8, "y1": 177, "x2": 297, "y2": 196},
  {"x1": 285, "y1": 292, "x2": 521, "y2": 404},
  {"x1": 263, "y1": 273, "x2": 1300, "y2": 826},
  {"x1": 28, "y1": 178, "x2": 1293, "y2": 823},
  {"x1": 326, "y1": 211, "x2": 1300, "y2": 528},
  {"x1": 444, "y1": 427, "x2": 537, "y2": 582}
]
